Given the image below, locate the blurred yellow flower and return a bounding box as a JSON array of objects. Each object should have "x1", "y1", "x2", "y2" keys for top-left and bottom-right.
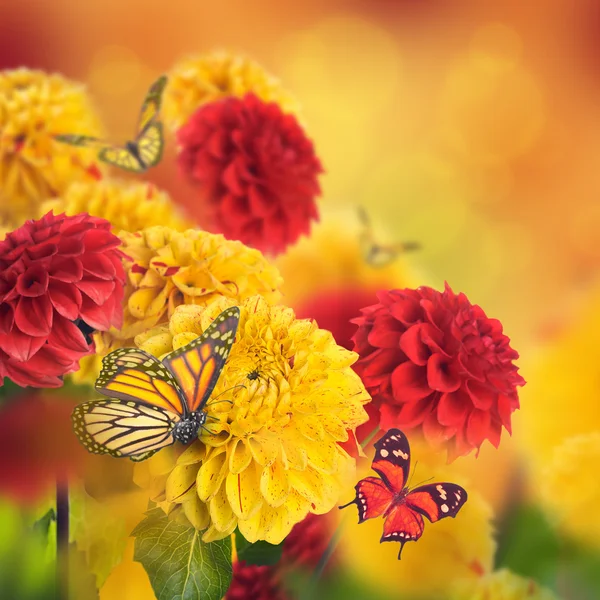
[
  {"x1": 451, "y1": 569, "x2": 559, "y2": 600},
  {"x1": 0, "y1": 68, "x2": 105, "y2": 223},
  {"x1": 40, "y1": 179, "x2": 193, "y2": 233},
  {"x1": 336, "y1": 435, "x2": 495, "y2": 598},
  {"x1": 540, "y1": 432, "x2": 600, "y2": 550},
  {"x1": 518, "y1": 285, "x2": 600, "y2": 469},
  {"x1": 135, "y1": 296, "x2": 371, "y2": 544},
  {"x1": 72, "y1": 226, "x2": 283, "y2": 385},
  {"x1": 275, "y1": 206, "x2": 424, "y2": 309},
  {"x1": 163, "y1": 50, "x2": 300, "y2": 131}
]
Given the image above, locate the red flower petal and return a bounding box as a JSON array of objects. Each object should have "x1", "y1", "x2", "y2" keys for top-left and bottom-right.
[
  {"x1": 0, "y1": 328, "x2": 46, "y2": 361},
  {"x1": 391, "y1": 362, "x2": 431, "y2": 403},
  {"x1": 427, "y1": 354, "x2": 461, "y2": 392},
  {"x1": 14, "y1": 295, "x2": 53, "y2": 337},
  {"x1": 47, "y1": 281, "x2": 83, "y2": 320},
  {"x1": 437, "y1": 391, "x2": 469, "y2": 427},
  {"x1": 367, "y1": 315, "x2": 402, "y2": 348},
  {"x1": 16, "y1": 265, "x2": 49, "y2": 297},
  {"x1": 76, "y1": 279, "x2": 115, "y2": 305},
  {"x1": 80, "y1": 253, "x2": 116, "y2": 280},
  {"x1": 49, "y1": 257, "x2": 84, "y2": 283},
  {"x1": 466, "y1": 409, "x2": 492, "y2": 448}
]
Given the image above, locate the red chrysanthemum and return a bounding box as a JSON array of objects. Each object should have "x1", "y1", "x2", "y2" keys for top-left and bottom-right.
[
  {"x1": 177, "y1": 93, "x2": 323, "y2": 256},
  {"x1": 0, "y1": 211, "x2": 125, "y2": 387},
  {"x1": 281, "y1": 513, "x2": 336, "y2": 572},
  {"x1": 352, "y1": 283, "x2": 525, "y2": 459},
  {"x1": 0, "y1": 392, "x2": 85, "y2": 503},
  {"x1": 226, "y1": 562, "x2": 288, "y2": 600}
]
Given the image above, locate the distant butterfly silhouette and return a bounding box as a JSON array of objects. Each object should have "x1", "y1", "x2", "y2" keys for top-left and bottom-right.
[
  {"x1": 340, "y1": 428, "x2": 468, "y2": 558},
  {"x1": 72, "y1": 307, "x2": 239, "y2": 461},
  {"x1": 358, "y1": 207, "x2": 421, "y2": 268},
  {"x1": 54, "y1": 74, "x2": 167, "y2": 173}
]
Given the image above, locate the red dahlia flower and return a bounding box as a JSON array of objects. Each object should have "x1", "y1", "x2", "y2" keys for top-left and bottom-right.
[
  {"x1": 0, "y1": 211, "x2": 125, "y2": 387},
  {"x1": 226, "y1": 562, "x2": 287, "y2": 600},
  {"x1": 352, "y1": 283, "x2": 525, "y2": 459},
  {"x1": 177, "y1": 93, "x2": 323, "y2": 256}
]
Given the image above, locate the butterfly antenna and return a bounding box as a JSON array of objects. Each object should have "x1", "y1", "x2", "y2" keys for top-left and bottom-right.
[
  {"x1": 205, "y1": 398, "x2": 233, "y2": 407},
  {"x1": 407, "y1": 460, "x2": 419, "y2": 489},
  {"x1": 210, "y1": 384, "x2": 246, "y2": 402},
  {"x1": 412, "y1": 476, "x2": 435, "y2": 489}
]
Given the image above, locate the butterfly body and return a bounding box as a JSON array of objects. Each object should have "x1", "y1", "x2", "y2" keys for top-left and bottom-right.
[
  {"x1": 54, "y1": 75, "x2": 167, "y2": 173},
  {"x1": 340, "y1": 428, "x2": 467, "y2": 558},
  {"x1": 72, "y1": 307, "x2": 240, "y2": 460}
]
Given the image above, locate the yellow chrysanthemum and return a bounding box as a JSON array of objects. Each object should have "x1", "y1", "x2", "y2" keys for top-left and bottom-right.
[
  {"x1": 163, "y1": 50, "x2": 300, "y2": 131},
  {"x1": 336, "y1": 436, "x2": 495, "y2": 598},
  {"x1": 540, "y1": 432, "x2": 600, "y2": 549},
  {"x1": 275, "y1": 206, "x2": 425, "y2": 308},
  {"x1": 451, "y1": 569, "x2": 559, "y2": 600},
  {"x1": 72, "y1": 226, "x2": 282, "y2": 386},
  {"x1": 134, "y1": 296, "x2": 371, "y2": 544},
  {"x1": 39, "y1": 179, "x2": 193, "y2": 233},
  {"x1": 0, "y1": 68, "x2": 105, "y2": 223},
  {"x1": 518, "y1": 283, "x2": 600, "y2": 469}
]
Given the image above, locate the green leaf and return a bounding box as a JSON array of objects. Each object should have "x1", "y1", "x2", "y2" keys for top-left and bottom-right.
[
  {"x1": 132, "y1": 508, "x2": 232, "y2": 600},
  {"x1": 234, "y1": 529, "x2": 283, "y2": 566},
  {"x1": 32, "y1": 508, "x2": 56, "y2": 538},
  {"x1": 69, "y1": 485, "x2": 128, "y2": 588}
]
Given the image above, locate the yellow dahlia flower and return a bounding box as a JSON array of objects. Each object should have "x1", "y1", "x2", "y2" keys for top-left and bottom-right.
[
  {"x1": 163, "y1": 51, "x2": 300, "y2": 131},
  {"x1": 72, "y1": 226, "x2": 282, "y2": 386},
  {"x1": 40, "y1": 179, "x2": 192, "y2": 233},
  {"x1": 451, "y1": 569, "x2": 559, "y2": 600},
  {"x1": 0, "y1": 68, "x2": 105, "y2": 223},
  {"x1": 134, "y1": 296, "x2": 371, "y2": 544},
  {"x1": 337, "y1": 436, "x2": 495, "y2": 598},
  {"x1": 540, "y1": 432, "x2": 600, "y2": 549}
]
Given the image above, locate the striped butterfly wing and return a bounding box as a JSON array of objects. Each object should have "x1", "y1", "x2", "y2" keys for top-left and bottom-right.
[
  {"x1": 54, "y1": 133, "x2": 110, "y2": 149},
  {"x1": 162, "y1": 307, "x2": 240, "y2": 413},
  {"x1": 137, "y1": 74, "x2": 168, "y2": 133},
  {"x1": 72, "y1": 399, "x2": 179, "y2": 459},
  {"x1": 134, "y1": 121, "x2": 163, "y2": 169},
  {"x1": 98, "y1": 145, "x2": 146, "y2": 173},
  {"x1": 95, "y1": 348, "x2": 187, "y2": 415}
]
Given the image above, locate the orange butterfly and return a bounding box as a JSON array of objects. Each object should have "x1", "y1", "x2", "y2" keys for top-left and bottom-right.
[{"x1": 72, "y1": 307, "x2": 239, "y2": 461}]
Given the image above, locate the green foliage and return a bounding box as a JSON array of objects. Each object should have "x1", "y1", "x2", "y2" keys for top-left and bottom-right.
[
  {"x1": 496, "y1": 503, "x2": 600, "y2": 598},
  {"x1": 69, "y1": 485, "x2": 128, "y2": 588},
  {"x1": 234, "y1": 529, "x2": 283, "y2": 566},
  {"x1": 132, "y1": 508, "x2": 232, "y2": 600}
]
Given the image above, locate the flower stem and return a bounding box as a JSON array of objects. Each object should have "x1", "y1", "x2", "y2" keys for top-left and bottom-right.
[
  {"x1": 361, "y1": 425, "x2": 380, "y2": 449},
  {"x1": 56, "y1": 477, "x2": 69, "y2": 600}
]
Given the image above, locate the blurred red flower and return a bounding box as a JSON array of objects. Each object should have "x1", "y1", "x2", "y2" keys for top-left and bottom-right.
[
  {"x1": 352, "y1": 283, "x2": 525, "y2": 459},
  {"x1": 226, "y1": 562, "x2": 287, "y2": 600},
  {"x1": 0, "y1": 211, "x2": 125, "y2": 387},
  {"x1": 0, "y1": 392, "x2": 84, "y2": 503},
  {"x1": 177, "y1": 93, "x2": 323, "y2": 256},
  {"x1": 282, "y1": 512, "x2": 335, "y2": 572}
]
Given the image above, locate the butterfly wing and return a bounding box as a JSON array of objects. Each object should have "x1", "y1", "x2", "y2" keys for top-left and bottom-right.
[
  {"x1": 162, "y1": 307, "x2": 240, "y2": 413},
  {"x1": 339, "y1": 476, "x2": 393, "y2": 523},
  {"x1": 371, "y1": 428, "x2": 411, "y2": 493},
  {"x1": 136, "y1": 74, "x2": 168, "y2": 134},
  {"x1": 380, "y1": 503, "x2": 425, "y2": 559},
  {"x1": 95, "y1": 348, "x2": 186, "y2": 415},
  {"x1": 134, "y1": 121, "x2": 163, "y2": 169},
  {"x1": 98, "y1": 145, "x2": 146, "y2": 172},
  {"x1": 72, "y1": 399, "x2": 178, "y2": 458},
  {"x1": 54, "y1": 134, "x2": 109, "y2": 149},
  {"x1": 405, "y1": 483, "x2": 468, "y2": 523}
]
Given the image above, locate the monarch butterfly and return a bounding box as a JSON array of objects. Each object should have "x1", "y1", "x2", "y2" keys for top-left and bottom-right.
[
  {"x1": 54, "y1": 74, "x2": 167, "y2": 173},
  {"x1": 358, "y1": 207, "x2": 421, "y2": 268},
  {"x1": 340, "y1": 428, "x2": 468, "y2": 558},
  {"x1": 72, "y1": 307, "x2": 240, "y2": 461}
]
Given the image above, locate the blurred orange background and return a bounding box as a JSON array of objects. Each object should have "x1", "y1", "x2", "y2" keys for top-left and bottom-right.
[{"x1": 3, "y1": 0, "x2": 600, "y2": 597}]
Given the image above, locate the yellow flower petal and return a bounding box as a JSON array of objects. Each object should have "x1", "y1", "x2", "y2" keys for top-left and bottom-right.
[
  {"x1": 260, "y1": 460, "x2": 290, "y2": 508},
  {"x1": 197, "y1": 448, "x2": 228, "y2": 502},
  {"x1": 183, "y1": 495, "x2": 210, "y2": 531},
  {"x1": 209, "y1": 483, "x2": 236, "y2": 532},
  {"x1": 226, "y1": 462, "x2": 263, "y2": 520},
  {"x1": 165, "y1": 464, "x2": 198, "y2": 503},
  {"x1": 229, "y1": 438, "x2": 252, "y2": 474}
]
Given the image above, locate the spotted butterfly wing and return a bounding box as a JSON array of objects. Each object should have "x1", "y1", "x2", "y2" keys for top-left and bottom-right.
[
  {"x1": 340, "y1": 428, "x2": 468, "y2": 559},
  {"x1": 162, "y1": 307, "x2": 240, "y2": 413},
  {"x1": 136, "y1": 74, "x2": 167, "y2": 133}
]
